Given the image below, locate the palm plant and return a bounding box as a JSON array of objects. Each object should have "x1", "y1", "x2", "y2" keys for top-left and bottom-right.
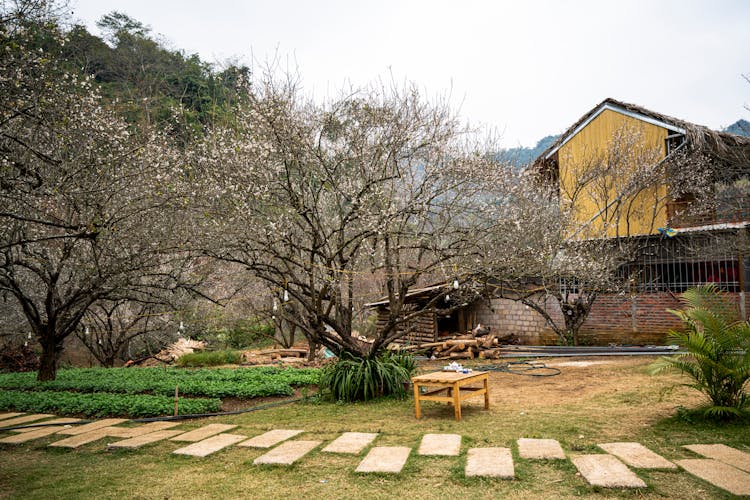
[{"x1": 652, "y1": 284, "x2": 750, "y2": 419}]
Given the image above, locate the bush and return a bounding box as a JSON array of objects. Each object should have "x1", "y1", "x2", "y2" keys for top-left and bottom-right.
[
  {"x1": 0, "y1": 341, "x2": 39, "y2": 372},
  {"x1": 175, "y1": 350, "x2": 242, "y2": 367},
  {"x1": 319, "y1": 350, "x2": 416, "y2": 402},
  {"x1": 652, "y1": 284, "x2": 750, "y2": 419}
]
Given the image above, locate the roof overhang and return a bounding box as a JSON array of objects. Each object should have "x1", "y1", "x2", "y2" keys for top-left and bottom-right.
[{"x1": 544, "y1": 103, "x2": 687, "y2": 160}]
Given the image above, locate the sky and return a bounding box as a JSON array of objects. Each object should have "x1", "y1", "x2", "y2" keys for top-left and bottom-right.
[{"x1": 69, "y1": 0, "x2": 750, "y2": 148}]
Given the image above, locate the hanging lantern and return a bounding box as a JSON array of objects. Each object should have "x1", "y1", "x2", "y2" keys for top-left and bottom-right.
[
  {"x1": 452, "y1": 279, "x2": 459, "y2": 289},
  {"x1": 272, "y1": 298, "x2": 278, "y2": 312},
  {"x1": 283, "y1": 290, "x2": 289, "y2": 302}
]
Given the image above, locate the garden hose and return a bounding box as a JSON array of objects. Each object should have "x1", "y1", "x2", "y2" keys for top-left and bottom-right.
[{"x1": 481, "y1": 361, "x2": 561, "y2": 377}]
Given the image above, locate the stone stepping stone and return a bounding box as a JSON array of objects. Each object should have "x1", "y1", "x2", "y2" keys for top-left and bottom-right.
[
  {"x1": 56, "y1": 418, "x2": 128, "y2": 436},
  {"x1": 172, "y1": 433, "x2": 247, "y2": 457},
  {"x1": 253, "y1": 440, "x2": 322, "y2": 465},
  {"x1": 0, "y1": 425, "x2": 69, "y2": 444},
  {"x1": 10, "y1": 418, "x2": 82, "y2": 432},
  {"x1": 417, "y1": 433, "x2": 461, "y2": 456},
  {"x1": 517, "y1": 438, "x2": 566, "y2": 459},
  {"x1": 571, "y1": 454, "x2": 646, "y2": 488},
  {"x1": 676, "y1": 458, "x2": 750, "y2": 496},
  {"x1": 114, "y1": 421, "x2": 181, "y2": 438},
  {"x1": 465, "y1": 447, "x2": 514, "y2": 478},
  {"x1": 322, "y1": 432, "x2": 378, "y2": 454},
  {"x1": 598, "y1": 442, "x2": 676, "y2": 469},
  {"x1": 237, "y1": 429, "x2": 304, "y2": 448},
  {"x1": 683, "y1": 444, "x2": 750, "y2": 473},
  {"x1": 108, "y1": 429, "x2": 184, "y2": 449},
  {"x1": 0, "y1": 414, "x2": 54, "y2": 428},
  {"x1": 0, "y1": 413, "x2": 24, "y2": 421},
  {"x1": 50, "y1": 427, "x2": 126, "y2": 448},
  {"x1": 170, "y1": 424, "x2": 237, "y2": 442},
  {"x1": 356, "y1": 446, "x2": 411, "y2": 473}
]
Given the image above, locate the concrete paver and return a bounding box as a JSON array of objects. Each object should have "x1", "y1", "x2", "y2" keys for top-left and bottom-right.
[
  {"x1": 108, "y1": 430, "x2": 184, "y2": 449},
  {"x1": 517, "y1": 438, "x2": 566, "y2": 459},
  {"x1": 237, "y1": 429, "x2": 304, "y2": 448},
  {"x1": 356, "y1": 446, "x2": 411, "y2": 473},
  {"x1": 172, "y1": 433, "x2": 247, "y2": 457},
  {"x1": 465, "y1": 447, "x2": 514, "y2": 478},
  {"x1": 417, "y1": 433, "x2": 462, "y2": 456},
  {"x1": 0, "y1": 413, "x2": 25, "y2": 421},
  {"x1": 677, "y1": 458, "x2": 750, "y2": 496},
  {"x1": 683, "y1": 444, "x2": 750, "y2": 473},
  {"x1": 10, "y1": 418, "x2": 82, "y2": 432},
  {"x1": 0, "y1": 425, "x2": 67, "y2": 443},
  {"x1": 253, "y1": 440, "x2": 322, "y2": 465},
  {"x1": 571, "y1": 454, "x2": 647, "y2": 488},
  {"x1": 170, "y1": 424, "x2": 237, "y2": 442},
  {"x1": 322, "y1": 432, "x2": 378, "y2": 454},
  {"x1": 56, "y1": 419, "x2": 128, "y2": 435},
  {"x1": 598, "y1": 442, "x2": 676, "y2": 469},
  {"x1": 49, "y1": 427, "x2": 119, "y2": 448},
  {"x1": 0, "y1": 414, "x2": 54, "y2": 428}
]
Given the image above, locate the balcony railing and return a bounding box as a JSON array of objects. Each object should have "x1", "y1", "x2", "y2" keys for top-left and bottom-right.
[{"x1": 666, "y1": 195, "x2": 750, "y2": 228}]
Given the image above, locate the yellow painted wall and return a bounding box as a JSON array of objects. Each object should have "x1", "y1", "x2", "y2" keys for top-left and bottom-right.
[{"x1": 557, "y1": 109, "x2": 669, "y2": 239}]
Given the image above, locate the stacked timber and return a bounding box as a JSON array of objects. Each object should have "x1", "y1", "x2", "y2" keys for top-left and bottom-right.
[{"x1": 396, "y1": 332, "x2": 517, "y2": 360}]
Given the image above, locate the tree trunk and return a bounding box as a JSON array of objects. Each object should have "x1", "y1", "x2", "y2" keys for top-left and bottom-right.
[{"x1": 37, "y1": 335, "x2": 63, "y2": 381}]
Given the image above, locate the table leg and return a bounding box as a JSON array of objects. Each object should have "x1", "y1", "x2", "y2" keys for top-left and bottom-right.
[
  {"x1": 453, "y1": 382, "x2": 461, "y2": 421},
  {"x1": 413, "y1": 382, "x2": 421, "y2": 419},
  {"x1": 483, "y1": 375, "x2": 490, "y2": 409}
]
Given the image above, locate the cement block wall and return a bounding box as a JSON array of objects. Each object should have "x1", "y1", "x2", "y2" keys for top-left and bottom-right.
[{"x1": 474, "y1": 291, "x2": 750, "y2": 346}]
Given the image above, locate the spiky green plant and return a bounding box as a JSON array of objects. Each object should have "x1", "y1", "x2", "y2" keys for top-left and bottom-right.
[
  {"x1": 319, "y1": 350, "x2": 416, "y2": 402},
  {"x1": 652, "y1": 284, "x2": 750, "y2": 419}
]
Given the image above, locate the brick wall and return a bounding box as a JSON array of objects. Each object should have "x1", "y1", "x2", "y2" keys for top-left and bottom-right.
[{"x1": 474, "y1": 291, "x2": 750, "y2": 346}]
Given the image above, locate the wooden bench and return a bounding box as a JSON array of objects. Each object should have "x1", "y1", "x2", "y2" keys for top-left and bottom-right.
[{"x1": 411, "y1": 370, "x2": 489, "y2": 421}]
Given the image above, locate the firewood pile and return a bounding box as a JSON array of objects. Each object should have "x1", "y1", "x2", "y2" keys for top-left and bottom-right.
[{"x1": 397, "y1": 331, "x2": 518, "y2": 360}]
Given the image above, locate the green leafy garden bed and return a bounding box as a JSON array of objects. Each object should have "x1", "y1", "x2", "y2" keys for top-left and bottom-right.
[
  {"x1": 0, "y1": 390, "x2": 221, "y2": 418},
  {"x1": 0, "y1": 366, "x2": 320, "y2": 417}
]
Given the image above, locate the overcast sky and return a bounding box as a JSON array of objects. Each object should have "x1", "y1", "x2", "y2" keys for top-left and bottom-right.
[{"x1": 69, "y1": 0, "x2": 750, "y2": 148}]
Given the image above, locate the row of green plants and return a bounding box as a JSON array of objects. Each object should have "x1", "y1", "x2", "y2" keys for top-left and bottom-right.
[
  {"x1": 0, "y1": 366, "x2": 320, "y2": 399},
  {"x1": 0, "y1": 390, "x2": 221, "y2": 418}
]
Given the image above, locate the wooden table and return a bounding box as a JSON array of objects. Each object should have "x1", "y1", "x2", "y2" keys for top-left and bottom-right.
[{"x1": 411, "y1": 370, "x2": 489, "y2": 421}]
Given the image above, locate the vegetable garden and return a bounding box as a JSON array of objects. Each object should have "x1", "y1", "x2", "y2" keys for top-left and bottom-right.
[{"x1": 0, "y1": 367, "x2": 320, "y2": 418}]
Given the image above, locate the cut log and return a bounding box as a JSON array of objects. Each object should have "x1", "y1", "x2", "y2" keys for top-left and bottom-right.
[
  {"x1": 448, "y1": 352, "x2": 473, "y2": 359},
  {"x1": 444, "y1": 339, "x2": 478, "y2": 347}
]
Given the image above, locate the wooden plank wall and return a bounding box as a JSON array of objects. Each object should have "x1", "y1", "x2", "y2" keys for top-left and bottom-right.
[{"x1": 375, "y1": 308, "x2": 436, "y2": 345}]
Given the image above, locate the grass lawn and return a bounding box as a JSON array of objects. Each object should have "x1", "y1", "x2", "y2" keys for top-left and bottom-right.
[{"x1": 0, "y1": 356, "x2": 748, "y2": 499}]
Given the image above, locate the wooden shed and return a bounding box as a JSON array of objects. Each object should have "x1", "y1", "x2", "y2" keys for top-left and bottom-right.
[{"x1": 365, "y1": 284, "x2": 478, "y2": 345}]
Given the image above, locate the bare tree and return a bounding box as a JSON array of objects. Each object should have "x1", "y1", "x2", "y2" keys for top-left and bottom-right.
[
  {"x1": 0, "y1": 5, "x2": 199, "y2": 380},
  {"x1": 195, "y1": 73, "x2": 510, "y2": 358}
]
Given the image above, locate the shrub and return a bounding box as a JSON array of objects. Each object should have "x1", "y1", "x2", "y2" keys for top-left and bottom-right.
[
  {"x1": 652, "y1": 284, "x2": 750, "y2": 419},
  {"x1": 319, "y1": 350, "x2": 416, "y2": 402},
  {"x1": 175, "y1": 350, "x2": 242, "y2": 367}
]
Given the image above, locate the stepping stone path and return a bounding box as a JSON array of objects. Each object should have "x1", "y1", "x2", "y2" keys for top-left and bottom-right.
[
  {"x1": 465, "y1": 447, "x2": 514, "y2": 478},
  {"x1": 238, "y1": 429, "x2": 304, "y2": 448},
  {"x1": 172, "y1": 433, "x2": 247, "y2": 457},
  {"x1": 0, "y1": 414, "x2": 54, "y2": 428},
  {"x1": 322, "y1": 432, "x2": 378, "y2": 454},
  {"x1": 170, "y1": 424, "x2": 237, "y2": 442},
  {"x1": 517, "y1": 438, "x2": 566, "y2": 460},
  {"x1": 2, "y1": 413, "x2": 748, "y2": 495},
  {"x1": 417, "y1": 433, "x2": 461, "y2": 456},
  {"x1": 571, "y1": 454, "x2": 646, "y2": 488},
  {"x1": 56, "y1": 419, "x2": 128, "y2": 436},
  {"x1": 598, "y1": 442, "x2": 676, "y2": 469},
  {"x1": 676, "y1": 459, "x2": 750, "y2": 496},
  {"x1": 254, "y1": 440, "x2": 322, "y2": 465},
  {"x1": 356, "y1": 446, "x2": 411, "y2": 473},
  {"x1": 109, "y1": 430, "x2": 184, "y2": 449},
  {"x1": 683, "y1": 443, "x2": 750, "y2": 472}
]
